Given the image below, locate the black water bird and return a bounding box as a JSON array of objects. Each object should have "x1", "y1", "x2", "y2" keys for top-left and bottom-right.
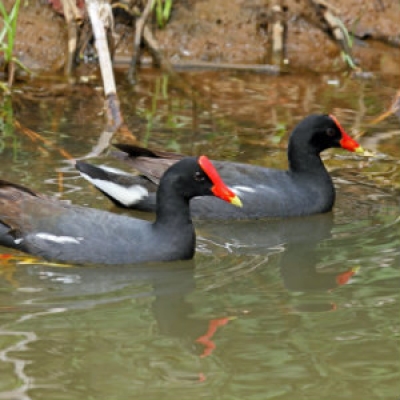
[
  {"x1": 0, "y1": 156, "x2": 241, "y2": 264},
  {"x1": 77, "y1": 114, "x2": 364, "y2": 220}
]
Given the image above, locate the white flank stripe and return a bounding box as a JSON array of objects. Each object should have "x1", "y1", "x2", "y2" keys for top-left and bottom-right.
[
  {"x1": 232, "y1": 185, "x2": 256, "y2": 194},
  {"x1": 80, "y1": 172, "x2": 149, "y2": 206},
  {"x1": 35, "y1": 233, "x2": 83, "y2": 244}
]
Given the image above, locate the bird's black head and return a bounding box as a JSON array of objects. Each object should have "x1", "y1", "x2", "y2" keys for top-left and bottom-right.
[
  {"x1": 160, "y1": 156, "x2": 242, "y2": 206},
  {"x1": 289, "y1": 114, "x2": 363, "y2": 155}
]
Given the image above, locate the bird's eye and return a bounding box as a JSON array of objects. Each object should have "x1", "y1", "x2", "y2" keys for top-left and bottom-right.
[
  {"x1": 326, "y1": 127, "x2": 336, "y2": 137},
  {"x1": 194, "y1": 171, "x2": 205, "y2": 181}
]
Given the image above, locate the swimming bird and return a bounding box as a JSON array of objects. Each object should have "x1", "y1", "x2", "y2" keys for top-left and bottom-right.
[
  {"x1": 0, "y1": 156, "x2": 241, "y2": 264},
  {"x1": 77, "y1": 114, "x2": 364, "y2": 220}
]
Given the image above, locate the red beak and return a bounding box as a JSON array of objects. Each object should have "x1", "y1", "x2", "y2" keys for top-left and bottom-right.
[
  {"x1": 198, "y1": 156, "x2": 242, "y2": 207},
  {"x1": 329, "y1": 114, "x2": 364, "y2": 153}
]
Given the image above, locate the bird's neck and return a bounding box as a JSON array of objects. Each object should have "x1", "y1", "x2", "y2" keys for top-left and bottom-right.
[
  {"x1": 152, "y1": 182, "x2": 196, "y2": 261},
  {"x1": 154, "y1": 184, "x2": 193, "y2": 229},
  {"x1": 287, "y1": 145, "x2": 328, "y2": 175}
]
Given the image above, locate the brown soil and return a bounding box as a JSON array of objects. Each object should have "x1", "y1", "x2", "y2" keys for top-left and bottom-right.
[
  {"x1": 2, "y1": 1, "x2": 67, "y2": 72},
  {"x1": 3, "y1": 0, "x2": 400, "y2": 74}
]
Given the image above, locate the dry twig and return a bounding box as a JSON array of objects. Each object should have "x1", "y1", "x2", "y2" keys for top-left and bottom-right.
[
  {"x1": 370, "y1": 90, "x2": 400, "y2": 124},
  {"x1": 128, "y1": 0, "x2": 154, "y2": 83},
  {"x1": 60, "y1": 0, "x2": 82, "y2": 75}
]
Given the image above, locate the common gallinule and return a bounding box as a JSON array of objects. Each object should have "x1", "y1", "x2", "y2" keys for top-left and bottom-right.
[
  {"x1": 0, "y1": 156, "x2": 241, "y2": 264},
  {"x1": 77, "y1": 114, "x2": 364, "y2": 220}
]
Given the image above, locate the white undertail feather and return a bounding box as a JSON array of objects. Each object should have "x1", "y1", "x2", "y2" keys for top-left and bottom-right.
[{"x1": 80, "y1": 172, "x2": 149, "y2": 206}]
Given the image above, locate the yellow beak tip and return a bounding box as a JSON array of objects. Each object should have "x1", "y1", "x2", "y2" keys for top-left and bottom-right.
[
  {"x1": 231, "y1": 195, "x2": 243, "y2": 208},
  {"x1": 355, "y1": 146, "x2": 365, "y2": 154}
]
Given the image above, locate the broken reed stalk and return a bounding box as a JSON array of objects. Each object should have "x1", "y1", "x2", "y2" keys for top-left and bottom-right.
[
  {"x1": 7, "y1": 61, "x2": 15, "y2": 87},
  {"x1": 269, "y1": 2, "x2": 288, "y2": 66},
  {"x1": 86, "y1": 0, "x2": 122, "y2": 132},
  {"x1": 81, "y1": 0, "x2": 137, "y2": 157},
  {"x1": 60, "y1": 0, "x2": 80, "y2": 75}
]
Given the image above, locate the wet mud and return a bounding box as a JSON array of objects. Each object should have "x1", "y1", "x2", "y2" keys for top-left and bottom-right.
[{"x1": 2, "y1": 0, "x2": 400, "y2": 74}]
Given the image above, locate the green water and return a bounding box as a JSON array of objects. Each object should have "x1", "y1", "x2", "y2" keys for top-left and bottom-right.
[{"x1": 0, "y1": 70, "x2": 399, "y2": 399}]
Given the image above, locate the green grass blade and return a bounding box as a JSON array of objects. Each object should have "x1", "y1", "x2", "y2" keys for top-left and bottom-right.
[
  {"x1": 163, "y1": 0, "x2": 172, "y2": 22},
  {"x1": 0, "y1": 25, "x2": 8, "y2": 43},
  {"x1": 8, "y1": 0, "x2": 20, "y2": 58},
  {"x1": 12, "y1": 57, "x2": 33, "y2": 74},
  {"x1": 0, "y1": 1, "x2": 8, "y2": 18}
]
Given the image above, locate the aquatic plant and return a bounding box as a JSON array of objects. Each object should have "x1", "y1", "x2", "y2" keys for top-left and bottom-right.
[
  {"x1": 330, "y1": 14, "x2": 359, "y2": 70},
  {"x1": 0, "y1": 0, "x2": 30, "y2": 89},
  {"x1": 153, "y1": 0, "x2": 173, "y2": 28},
  {"x1": 0, "y1": 95, "x2": 21, "y2": 158}
]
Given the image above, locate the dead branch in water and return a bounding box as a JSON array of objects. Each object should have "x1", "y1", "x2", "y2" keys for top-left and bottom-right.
[
  {"x1": 85, "y1": 0, "x2": 136, "y2": 157},
  {"x1": 87, "y1": 1, "x2": 119, "y2": 126}
]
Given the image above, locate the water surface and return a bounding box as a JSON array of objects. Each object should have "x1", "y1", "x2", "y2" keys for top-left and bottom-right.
[{"x1": 0, "y1": 69, "x2": 399, "y2": 400}]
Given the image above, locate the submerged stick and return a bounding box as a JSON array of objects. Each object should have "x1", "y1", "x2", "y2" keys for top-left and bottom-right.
[
  {"x1": 168, "y1": 61, "x2": 280, "y2": 74},
  {"x1": 114, "y1": 56, "x2": 280, "y2": 74}
]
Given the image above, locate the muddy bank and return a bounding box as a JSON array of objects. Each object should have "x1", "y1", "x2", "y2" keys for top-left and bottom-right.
[
  {"x1": 153, "y1": 0, "x2": 400, "y2": 73},
  {"x1": 3, "y1": 0, "x2": 400, "y2": 75}
]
